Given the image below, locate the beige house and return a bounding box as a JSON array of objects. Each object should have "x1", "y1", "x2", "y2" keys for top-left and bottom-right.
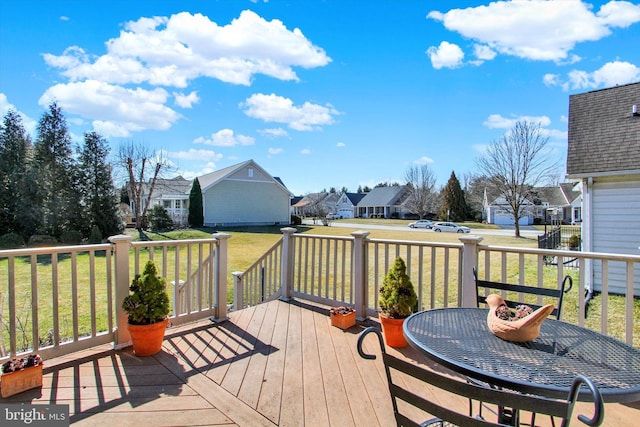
[{"x1": 198, "y1": 160, "x2": 293, "y2": 227}]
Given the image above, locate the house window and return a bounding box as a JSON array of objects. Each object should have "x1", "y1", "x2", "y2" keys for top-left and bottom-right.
[
  {"x1": 163, "y1": 200, "x2": 172, "y2": 209},
  {"x1": 248, "y1": 168, "x2": 254, "y2": 178}
]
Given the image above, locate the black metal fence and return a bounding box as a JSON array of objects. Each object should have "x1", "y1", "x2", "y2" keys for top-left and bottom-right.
[{"x1": 538, "y1": 225, "x2": 582, "y2": 250}]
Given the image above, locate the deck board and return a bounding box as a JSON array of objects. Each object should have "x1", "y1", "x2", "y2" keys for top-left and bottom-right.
[{"x1": 3, "y1": 299, "x2": 638, "y2": 426}]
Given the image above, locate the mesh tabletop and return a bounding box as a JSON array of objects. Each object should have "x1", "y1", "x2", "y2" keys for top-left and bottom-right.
[{"x1": 404, "y1": 308, "x2": 640, "y2": 403}]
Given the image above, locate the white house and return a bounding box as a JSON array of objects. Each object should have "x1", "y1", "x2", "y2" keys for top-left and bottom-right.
[
  {"x1": 333, "y1": 192, "x2": 366, "y2": 219},
  {"x1": 131, "y1": 176, "x2": 191, "y2": 227},
  {"x1": 566, "y1": 82, "x2": 640, "y2": 296},
  {"x1": 356, "y1": 186, "x2": 411, "y2": 219},
  {"x1": 198, "y1": 160, "x2": 292, "y2": 226}
]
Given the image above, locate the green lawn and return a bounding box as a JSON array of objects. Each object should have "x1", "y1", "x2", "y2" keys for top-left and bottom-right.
[{"x1": 2, "y1": 224, "x2": 637, "y2": 351}]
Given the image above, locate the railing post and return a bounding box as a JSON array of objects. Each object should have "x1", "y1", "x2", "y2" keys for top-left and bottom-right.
[
  {"x1": 212, "y1": 233, "x2": 231, "y2": 322},
  {"x1": 351, "y1": 231, "x2": 370, "y2": 320},
  {"x1": 232, "y1": 271, "x2": 243, "y2": 311},
  {"x1": 459, "y1": 235, "x2": 484, "y2": 308},
  {"x1": 109, "y1": 234, "x2": 133, "y2": 349},
  {"x1": 279, "y1": 227, "x2": 297, "y2": 301}
]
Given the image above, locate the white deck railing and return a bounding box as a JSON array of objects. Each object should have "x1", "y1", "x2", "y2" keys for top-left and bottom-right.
[
  {"x1": 234, "y1": 228, "x2": 639, "y2": 347},
  {"x1": 0, "y1": 233, "x2": 230, "y2": 363},
  {"x1": 2, "y1": 227, "x2": 638, "y2": 365}
]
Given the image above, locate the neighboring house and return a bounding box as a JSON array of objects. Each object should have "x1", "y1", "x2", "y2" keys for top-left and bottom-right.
[
  {"x1": 356, "y1": 186, "x2": 410, "y2": 218},
  {"x1": 198, "y1": 159, "x2": 293, "y2": 226},
  {"x1": 334, "y1": 192, "x2": 367, "y2": 219},
  {"x1": 483, "y1": 183, "x2": 581, "y2": 226},
  {"x1": 566, "y1": 82, "x2": 640, "y2": 296},
  {"x1": 291, "y1": 192, "x2": 341, "y2": 218},
  {"x1": 130, "y1": 176, "x2": 192, "y2": 227},
  {"x1": 485, "y1": 194, "x2": 535, "y2": 225}
]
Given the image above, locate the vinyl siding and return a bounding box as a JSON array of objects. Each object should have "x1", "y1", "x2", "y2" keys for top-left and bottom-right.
[
  {"x1": 591, "y1": 180, "x2": 640, "y2": 296},
  {"x1": 203, "y1": 179, "x2": 290, "y2": 226}
]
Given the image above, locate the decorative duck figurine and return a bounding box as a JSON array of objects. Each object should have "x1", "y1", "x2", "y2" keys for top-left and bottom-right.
[{"x1": 486, "y1": 294, "x2": 554, "y2": 342}]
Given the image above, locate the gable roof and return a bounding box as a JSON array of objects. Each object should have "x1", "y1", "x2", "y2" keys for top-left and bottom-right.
[
  {"x1": 567, "y1": 82, "x2": 640, "y2": 178},
  {"x1": 144, "y1": 176, "x2": 192, "y2": 197},
  {"x1": 358, "y1": 186, "x2": 407, "y2": 207},
  {"x1": 344, "y1": 192, "x2": 366, "y2": 205},
  {"x1": 197, "y1": 159, "x2": 292, "y2": 196}
]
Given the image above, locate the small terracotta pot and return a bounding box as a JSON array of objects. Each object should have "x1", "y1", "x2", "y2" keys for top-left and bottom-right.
[
  {"x1": 379, "y1": 314, "x2": 408, "y2": 348},
  {"x1": 127, "y1": 318, "x2": 169, "y2": 356}
]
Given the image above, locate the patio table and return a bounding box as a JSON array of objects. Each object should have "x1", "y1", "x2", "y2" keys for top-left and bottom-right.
[{"x1": 403, "y1": 307, "x2": 640, "y2": 403}]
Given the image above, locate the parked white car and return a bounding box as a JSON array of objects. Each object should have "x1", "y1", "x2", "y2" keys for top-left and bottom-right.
[
  {"x1": 408, "y1": 219, "x2": 433, "y2": 229},
  {"x1": 432, "y1": 222, "x2": 471, "y2": 233}
]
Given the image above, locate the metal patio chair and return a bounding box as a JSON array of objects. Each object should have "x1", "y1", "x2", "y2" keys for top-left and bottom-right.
[{"x1": 357, "y1": 327, "x2": 603, "y2": 427}]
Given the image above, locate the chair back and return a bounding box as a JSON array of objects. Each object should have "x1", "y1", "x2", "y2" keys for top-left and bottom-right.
[
  {"x1": 474, "y1": 267, "x2": 572, "y2": 320},
  {"x1": 357, "y1": 327, "x2": 603, "y2": 427}
]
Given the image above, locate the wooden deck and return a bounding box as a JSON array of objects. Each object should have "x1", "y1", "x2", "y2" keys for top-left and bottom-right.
[{"x1": 2, "y1": 299, "x2": 639, "y2": 426}]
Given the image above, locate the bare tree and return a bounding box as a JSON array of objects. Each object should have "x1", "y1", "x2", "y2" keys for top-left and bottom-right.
[
  {"x1": 404, "y1": 164, "x2": 438, "y2": 219},
  {"x1": 305, "y1": 192, "x2": 330, "y2": 225},
  {"x1": 476, "y1": 121, "x2": 558, "y2": 237},
  {"x1": 116, "y1": 142, "x2": 171, "y2": 230}
]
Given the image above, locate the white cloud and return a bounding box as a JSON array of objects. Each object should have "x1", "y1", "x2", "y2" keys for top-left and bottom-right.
[
  {"x1": 566, "y1": 60, "x2": 640, "y2": 90},
  {"x1": 241, "y1": 93, "x2": 339, "y2": 131},
  {"x1": 166, "y1": 148, "x2": 223, "y2": 162},
  {"x1": 0, "y1": 93, "x2": 37, "y2": 137},
  {"x1": 473, "y1": 44, "x2": 496, "y2": 61},
  {"x1": 268, "y1": 147, "x2": 283, "y2": 156},
  {"x1": 427, "y1": 1, "x2": 640, "y2": 63},
  {"x1": 193, "y1": 128, "x2": 255, "y2": 146},
  {"x1": 44, "y1": 10, "x2": 331, "y2": 88},
  {"x1": 543, "y1": 60, "x2": 640, "y2": 90},
  {"x1": 426, "y1": 41, "x2": 464, "y2": 69},
  {"x1": 414, "y1": 156, "x2": 434, "y2": 165},
  {"x1": 543, "y1": 73, "x2": 561, "y2": 87},
  {"x1": 300, "y1": 148, "x2": 311, "y2": 155},
  {"x1": 258, "y1": 127, "x2": 289, "y2": 138},
  {"x1": 38, "y1": 80, "x2": 181, "y2": 138},
  {"x1": 483, "y1": 114, "x2": 551, "y2": 129},
  {"x1": 173, "y1": 91, "x2": 199, "y2": 108},
  {"x1": 336, "y1": 142, "x2": 346, "y2": 148}
]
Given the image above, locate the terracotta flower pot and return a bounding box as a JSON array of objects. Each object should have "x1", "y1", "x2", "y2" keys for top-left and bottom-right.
[
  {"x1": 379, "y1": 314, "x2": 408, "y2": 348},
  {"x1": 0, "y1": 364, "x2": 43, "y2": 398},
  {"x1": 127, "y1": 318, "x2": 169, "y2": 356}
]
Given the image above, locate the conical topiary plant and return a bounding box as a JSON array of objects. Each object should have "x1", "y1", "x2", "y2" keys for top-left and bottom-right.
[
  {"x1": 379, "y1": 256, "x2": 418, "y2": 319},
  {"x1": 122, "y1": 260, "x2": 170, "y2": 325}
]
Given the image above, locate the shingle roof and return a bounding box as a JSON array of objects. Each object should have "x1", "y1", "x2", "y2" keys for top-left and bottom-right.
[
  {"x1": 357, "y1": 186, "x2": 407, "y2": 207},
  {"x1": 567, "y1": 82, "x2": 640, "y2": 177}
]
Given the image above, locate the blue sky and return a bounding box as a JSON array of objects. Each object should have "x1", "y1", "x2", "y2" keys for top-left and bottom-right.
[{"x1": 1, "y1": 1, "x2": 639, "y2": 196}]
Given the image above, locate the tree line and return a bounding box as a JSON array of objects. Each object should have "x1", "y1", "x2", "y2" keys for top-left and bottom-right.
[{"x1": 0, "y1": 102, "x2": 122, "y2": 247}]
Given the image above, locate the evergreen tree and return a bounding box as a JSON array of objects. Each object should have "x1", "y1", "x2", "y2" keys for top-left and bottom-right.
[
  {"x1": 78, "y1": 131, "x2": 123, "y2": 238},
  {"x1": 439, "y1": 171, "x2": 468, "y2": 222},
  {"x1": 188, "y1": 178, "x2": 204, "y2": 228},
  {"x1": 0, "y1": 110, "x2": 36, "y2": 237},
  {"x1": 33, "y1": 102, "x2": 80, "y2": 239}
]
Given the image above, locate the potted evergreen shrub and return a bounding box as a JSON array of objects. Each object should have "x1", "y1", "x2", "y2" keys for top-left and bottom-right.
[
  {"x1": 568, "y1": 234, "x2": 580, "y2": 250},
  {"x1": 122, "y1": 260, "x2": 171, "y2": 356},
  {"x1": 379, "y1": 256, "x2": 418, "y2": 348}
]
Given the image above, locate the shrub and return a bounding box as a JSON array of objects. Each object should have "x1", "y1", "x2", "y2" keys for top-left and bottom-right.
[
  {"x1": 379, "y1": 257, "x2": 417, "y2": 319},
  {"x1": 0, "y1": 232, "x2": 25, "y2": 249},
  {"x1": 568, "y1": 234, "x2": 581, "y2": 250},
  {"x1": 291, "y1": 214, "x2": 302, "y2": 225},
  {"x1": 28, "y1": 235, "x2": 58, "y2": 247},
  {"x1": 122, "y1": 260, "x2": 170, "y2": 325},
  {"x1": 61, "y1": 230, "x2": 83, "y2": 244},
  {"x1": 148, "y1": 205, "x2": 174, "y2": 231},
  {"x1": 88, "y1": 225, "x2": 103, "y2": 244}
]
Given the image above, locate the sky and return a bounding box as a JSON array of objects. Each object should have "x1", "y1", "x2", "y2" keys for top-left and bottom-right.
[{"x1": 1, "y1": 0, "x2": 640, "y2": 196}]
